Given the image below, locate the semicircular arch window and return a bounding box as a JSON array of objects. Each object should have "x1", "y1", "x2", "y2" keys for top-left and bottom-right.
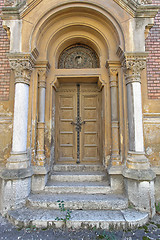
[{"x1": 58, "y1": 44, "x2": 100, "y2": 69}]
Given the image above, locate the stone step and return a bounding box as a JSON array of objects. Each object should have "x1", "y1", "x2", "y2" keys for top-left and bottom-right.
[
  {"x1": 7, "y1": 207, "x2": 149, "y2": 230},
  {"x1": 50, "y1": 171, "x2": 107, "y2": 182},
  {"x1": 52, "y1": 164, "x2": 105, "y2": 172},
  {"x1": 44, "y1": 181, "x2": 111, "y2": 194},
  {"x1": 27, "y1": 193, "x2": 128, "y2": 210}
]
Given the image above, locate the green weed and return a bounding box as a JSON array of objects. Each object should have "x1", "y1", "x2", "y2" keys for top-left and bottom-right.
[{"x1": 55, "y1": 200, "x2": 72, "y2": 226}]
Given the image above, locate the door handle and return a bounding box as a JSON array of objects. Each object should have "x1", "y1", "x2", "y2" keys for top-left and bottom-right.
[{"x1": 71, "y1": 119, "x2": 85, "y2": 132}]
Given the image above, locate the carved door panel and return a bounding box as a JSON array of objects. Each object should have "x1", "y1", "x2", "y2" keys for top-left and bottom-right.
[
  {"x1": 81, "y1": 84, "x2": 101, "y2": 163},
  {"x1": 56, "y1": 84, "x2": 77, "y2": 163},
  {"x1": 55, "y1": 83, "x2": 101, "y2": 164}
]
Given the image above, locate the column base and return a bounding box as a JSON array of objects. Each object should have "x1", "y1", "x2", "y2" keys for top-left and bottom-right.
[
  {"x1": 108, "y1": 165, "x2": 124, "y2": 194},
  {"x1": 0, "y1": 167, "x2": 33, "y2": 215},
  {"x1": 110, "y1": 154, "x2": 121, "y2": 166},
  {"x1": 36, "y1": 153, "x2": 46, "y2": 167},
  {"x1": 123, "y1": 167, "x2": 156, "y2": 218},
  {"x1": 31, "y1": 165, "x2": 49, "y2": 191},
  {"x1": 126, "y1": 151, "x2": 150, "y2": 170},
  {"x1": 6, "y1": 152, "x2": 30, "y2": 169}
]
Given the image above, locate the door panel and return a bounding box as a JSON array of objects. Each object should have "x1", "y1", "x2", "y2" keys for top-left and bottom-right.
[
  {"x1": 81, "y1": 88, "x2": 100, "y2": 163},
  {"x1": 56, "y1": 85, "x2": 77, "y2": 162},
  {"x1": 56, "y1": 83, "x2": 101, "y2": 164}
]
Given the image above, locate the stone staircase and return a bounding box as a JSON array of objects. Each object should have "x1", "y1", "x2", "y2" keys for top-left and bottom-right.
[{"x1": 7, "y1": 164, "x2": 149, "y2": 229}]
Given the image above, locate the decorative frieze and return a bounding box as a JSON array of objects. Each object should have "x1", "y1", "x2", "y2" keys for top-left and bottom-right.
[{"x1": 8, "y1": 54, "x2": 36, "y2": 85}]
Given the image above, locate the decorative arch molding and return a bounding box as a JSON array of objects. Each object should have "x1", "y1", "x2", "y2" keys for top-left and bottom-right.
[
  {"x1": 30, "y1": 1, "x2": 125, "y2": 53},
  {"x1": 46, "y1": 26, "x2": 110, "y2": 68}
]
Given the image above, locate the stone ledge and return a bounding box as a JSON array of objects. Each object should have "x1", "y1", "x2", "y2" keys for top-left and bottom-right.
[
  {"x1": 123, "y1": 167, "x2": 156, "y2": 181},
  {"x1": 0, "y1": 167, "x2": 33, "y2": 180},
  {"x1": 108, "y1": 165, "x2": 123, "y2": 175},
  {"x1": 152, "y1": 167, "x2": 160, "y2": 175},
  {"x1": 7, "y1": 207, "x2": 149, "y2": 230},
  {"x1": 32, "y1": 165, "x2": 49, "y2": 175}
]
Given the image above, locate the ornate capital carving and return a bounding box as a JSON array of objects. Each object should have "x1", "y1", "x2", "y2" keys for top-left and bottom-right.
[
  {"x1": 109, "y1": 68, "x2": 118, "y2": 77},
  {"x1": 121, "y1": 53, "x2": 148, "y2": 85},
  {"x1": 8, "y1": 53, "x2": 36, "y2": 85},
  {"x1": 38, "y1": 69, "x2": 47, "y2": 88},
  {"x1": 36, "y1": 61, "x2": 50, "y2": 88},
  {"x1": 106, "y1": 61, "x2": 120, "y2": 88},
  {"x1": 108, "y1": 68, "x2": 118, "y2": 87}
]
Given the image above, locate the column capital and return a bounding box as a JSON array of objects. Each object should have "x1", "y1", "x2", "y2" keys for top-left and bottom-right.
[
  {"x1": 120, "y1": 52, "x2": 148, "y2": 85},
  {"x1": 106, "y1": 61, "x2": 121, "y2": 72},
  {"x1": 8, "y1": 52, "x2": 37, "y2": 85},
  {"x1": 106, "y1": 61, "x2": 120, "y2": 87},
  {"x1": 36, "y1": 61, "x2": 50, "y2": 88}
]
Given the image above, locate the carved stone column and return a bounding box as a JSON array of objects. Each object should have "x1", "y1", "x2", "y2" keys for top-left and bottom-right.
[
  {"x1": 0, "y1": 53, "x2": 37, "y2": 215},
  {"x1": 6, "y1": 53, "x2": 35, "y2": 169},
  {"x1": 120, "y1": 52, "x2": 156, "y2": 217},
  {"x1": 107, "y1": 63, "x2": 121, "y2": 166},
  {"x1": 36, "y1": 65, "x2": 49, "y2": 166},
  {"x1": 121, "y1": 53, "x2": 151, "y2": 169}
]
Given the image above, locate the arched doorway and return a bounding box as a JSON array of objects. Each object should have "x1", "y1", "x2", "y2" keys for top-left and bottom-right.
[{"x1": 55, "y1": 44, "x2": 102, "y2": 164}]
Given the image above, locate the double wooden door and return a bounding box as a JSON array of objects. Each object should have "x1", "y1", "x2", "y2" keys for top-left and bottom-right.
[{"x1": 55, "y1": 83, "x2": 101, "y2": 164}]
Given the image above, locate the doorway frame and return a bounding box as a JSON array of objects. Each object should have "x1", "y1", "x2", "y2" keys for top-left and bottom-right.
[{"x1": 50, "y1": 75, "x2": 105, "y2": 166}]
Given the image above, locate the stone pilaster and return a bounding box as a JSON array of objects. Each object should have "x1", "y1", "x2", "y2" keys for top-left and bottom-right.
[
  {"x1": 107, "y1": 63, "x2": 121, "y2": 166},
  {"x1": 31, "y1": 62, "x2": 50, "y2": 192},
  {"x1": 36, "y1": 64, "x2": 49, "y2": 166},
  {"x1": 106, "y1": 62, "x2": 123, "y2": 193}
]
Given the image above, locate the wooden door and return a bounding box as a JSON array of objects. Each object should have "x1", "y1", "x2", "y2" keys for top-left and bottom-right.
[
  {"x1": 55, "y1": 83, "x2": 101, "y2": 164},
  {"x1": 81, "y1": 84, "x2": 101, "y2": 163}
]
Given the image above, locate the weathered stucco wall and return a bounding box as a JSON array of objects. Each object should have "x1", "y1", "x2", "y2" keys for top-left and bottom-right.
[
  {"x1": 144, "y1": 113, "x2": 160, "y2": 166},
  {"x1": 0, "y1": 103, "x2": 12, "y2": 168}
]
